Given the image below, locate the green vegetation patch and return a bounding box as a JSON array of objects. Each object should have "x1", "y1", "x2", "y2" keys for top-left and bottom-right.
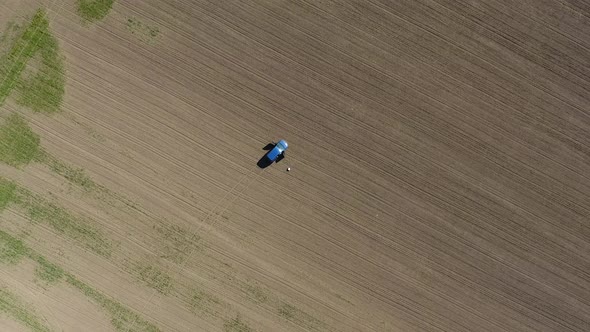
[
  {"x1": 0, "y1": 179, "x2": 112, "y2": 257},
  {"x1": 0, "y1": 10, "x2": 46, "y2": 106},
  {"x1": 223, "y1": 315, "x2": 254, "y2": 332},
  {"x1": 0, "y1": 177, "x2": 17, "y2": 211},
  {"x1": 38, "y1": 152, "x2": 132, "y2": 211},
  {"x1": 156, "y1": 223, "x2": 201, "y2": 263},
  {"x1": 0, "y1": 228, "x2": 157, "y2": 332},
  {"x1": 243, "y1": 283, "x2": 268, "y2": 304},
  {"x1": 32, "y1": 254, "x2": 64, "y2": 284},
  {"x1": 0, "y1": 229, "x2": 28, "y2": 264},
  {"x1": 126, "y1": 17, "x2": 160, "y2": 43},
  {"x1": 189, "y1": 287, "x2": 220, "y2": 315},
  {"x1": 278, "y1": 303, "x2": 324, "y2": 331},
  {"x1": 0, "y1": 9, "x2": 65, "y2": 113},
  {"x1": 15, "y1": 187, "x2": 112, "y2": 257},
  {"x1": 38, "y1": 151, "x2": 136, "y2": 210},
  {"x1": 40, "y1": 152, "x2": 97, "y2": 191},
  {"x1": 0, "y1": 114, "x2": 41, "y2": 167},
  {"x1": 77, "y1": 0, "x2": 115, "y2": 23},
  {"x1": 65, "y1": 274, "x2": 160, "y2": 332},
  {"x1": 16, "y1": 30, "x2": 65, "y2": 113},
  {"x1": 134, "y1": 264, "x2": 173, "y2": 295},
  {"x1": 0, "y1": 288, "x2": 51, "y2": 332}
]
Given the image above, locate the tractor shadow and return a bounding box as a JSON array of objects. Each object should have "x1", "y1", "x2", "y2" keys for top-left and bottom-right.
[{"x1": 257, "y1": 143, "x2": 284, "y2": 168}]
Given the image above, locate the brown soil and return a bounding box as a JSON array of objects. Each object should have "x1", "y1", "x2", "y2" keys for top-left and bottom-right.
[{"x1": 1, "y1": 0, "x2": 589, "y2": 331}]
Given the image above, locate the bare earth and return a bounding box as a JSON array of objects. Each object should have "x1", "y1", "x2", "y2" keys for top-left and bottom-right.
[{"x1": 1, "y1": 0, "x2": 590, "y2": 331}]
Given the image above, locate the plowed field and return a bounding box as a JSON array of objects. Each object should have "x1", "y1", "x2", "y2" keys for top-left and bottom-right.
[{"x1": 1, "y1": 0, "x2": 589, "y2": 331}]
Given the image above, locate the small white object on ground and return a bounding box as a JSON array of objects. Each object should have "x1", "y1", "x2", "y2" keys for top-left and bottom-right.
[{"x1": 287, "y1": 167, "x2": 291, "y2": 172}]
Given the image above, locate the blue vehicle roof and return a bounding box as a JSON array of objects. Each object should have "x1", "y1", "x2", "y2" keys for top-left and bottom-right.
[
  {"x1": 277, "y1": 139, "x2": 288, "y2": 151},
  {"x1": 266, "y1": 140, "x2": 288, "y2": 162}
]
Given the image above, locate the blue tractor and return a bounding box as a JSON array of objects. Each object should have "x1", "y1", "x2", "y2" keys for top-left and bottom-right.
[{"x1": 266, "y1": 139, "x2": 288, "y2": 163}]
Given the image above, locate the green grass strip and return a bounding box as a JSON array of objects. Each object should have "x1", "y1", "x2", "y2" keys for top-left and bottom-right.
[
  {"x1": 135, "y1": 264, "x2": 173, "y2": 295},
  {"x1": 65, "y1": 274, "x2": 160, "y2": 332},
  {"x1": 278, "y1": 303, "x2": 324, "y2": 331},
  {"x1": 0, "y1": 177, "x2": 17, "y2": 211},
  {"x1": 16, "y1": 27, "x2": 64, "y2": 113},
  {"x1": 189, "y1": 287, "x2": 220, "y2": 314},
  {"x1": 0, "y1": 10, "x2": 45, "y2": 105},
  {"x1": 0, "y1": 230, "x2": 61, "y2": 283},
  {"x1": 32, "y1": 254, "x2": 64, "y2": 284},
  {"x1": 0, "y1": 9, "x2": 64, "y2": 113},
  {"x1": 40, "y1": 152, "x2": 97, "y2": 191},
  {"x1": 0, "y1": 229, "x2": 159, "y2": 332},
  {"x1": 0, "y1": 228, "x2": 28, "y2": 264},
  {"x1": 15, "y1": 187, "x2": 112, "y2": 257},
  {"x1": 0, "y1": 288, "x2": 51, "y2": 332},
  {"x1": 0, "y1": 177, "x2": 112, "y2": 257},
  {"x1": 243, "y1": 283, "x2": 268, "y2": 304},
  {"x1": 78, "y1": 0, "x2": 115, "y2": 22},
  {"x1": 0, "y1": 113, "x2": 41, "y2": 167},
  {"x1": 223, "y1": 315, "x2": 254, "y2": 332},
  {"x1": 0, "y1": 10, "x2": 47, "y2": 106}
]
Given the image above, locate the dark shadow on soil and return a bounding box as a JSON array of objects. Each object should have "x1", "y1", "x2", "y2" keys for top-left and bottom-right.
[
  {"x1": 257, "y1": 154, "x2": 273, "y2": 168},
  {"x1": 258, "y1": 142, "x2": 283, "y2": 168}
]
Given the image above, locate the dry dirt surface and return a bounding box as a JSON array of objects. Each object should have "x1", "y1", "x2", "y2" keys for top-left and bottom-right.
[{"x1": 1, "y1": 0, "x2": 590, "y2": 331}]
